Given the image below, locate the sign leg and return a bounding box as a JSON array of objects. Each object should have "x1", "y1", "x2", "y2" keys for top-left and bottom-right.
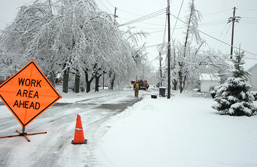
[{"x1": 0, "y1": 128, "x2": 46, "y2": 142}]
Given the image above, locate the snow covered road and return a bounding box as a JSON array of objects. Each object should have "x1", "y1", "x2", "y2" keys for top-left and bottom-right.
[
  {"x1": 0, "y1": 89, "x2": 143, "y2": 167},
  {"x1": 1, "y1": 88, "x2": 256, "y2": 167}
]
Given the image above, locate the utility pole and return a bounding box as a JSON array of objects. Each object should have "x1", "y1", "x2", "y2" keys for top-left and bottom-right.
[
  {"x1": 114, "y1": 7, "x2": 118, "y2": 24},
  {"x1": 159, "y1": 52, "x2": 163, "y2": 87},
  {"x1": 167, "y1": 0, "x2": 171, "y2": 99},
  {"x1": 228, "y1": 7, "x2": 240, "y2": 59}
]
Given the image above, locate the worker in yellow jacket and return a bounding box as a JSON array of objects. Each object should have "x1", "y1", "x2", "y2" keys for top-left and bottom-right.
[{"x1": 135, "y1": 82, "x2": 139, "y2": 97}]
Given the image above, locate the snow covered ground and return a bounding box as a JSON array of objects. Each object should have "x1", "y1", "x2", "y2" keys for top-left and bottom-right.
[
  {"x1": 94, "y1": 90, "x2": 257, "y2": 167},
  {"x1": 0, "y1": 87, "x2": 257, "y2": 167}
]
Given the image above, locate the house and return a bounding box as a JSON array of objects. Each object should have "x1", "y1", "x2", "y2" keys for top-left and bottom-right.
[
  {"x1": 247, "y1": 64, "x2": 257, "y2": 91},
  {"x1": 199, "y1": 73, "x2": 220, "y2": 93}
]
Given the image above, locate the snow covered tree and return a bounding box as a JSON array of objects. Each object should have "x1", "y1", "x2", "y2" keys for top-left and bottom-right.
[
  {"x1": 0, "y1": 0, "x2": 147, "y2": 93},
  {"x1": 158, "y1": 0, "x2": 230, "y2": 93},
  {"x1": 177, "y1": 0, "x2": 202, "y2": 93},
  {"x1": 212, "y1": 51, "x2": 256, "y2": 116}
]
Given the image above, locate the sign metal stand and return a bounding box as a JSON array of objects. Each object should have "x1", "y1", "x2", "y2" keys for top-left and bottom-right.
[{"x1": 0, "y1": 126, "x2": 47, "y2": 142}]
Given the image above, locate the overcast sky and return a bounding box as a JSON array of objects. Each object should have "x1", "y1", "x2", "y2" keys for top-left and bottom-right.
[{"x1": 0, "y1": 0, "x2": 257, "y2": 68}]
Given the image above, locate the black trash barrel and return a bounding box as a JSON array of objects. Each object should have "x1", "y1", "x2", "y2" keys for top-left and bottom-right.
[{"x1": 159, "y1": 87, "x2": 166, "y2": 97}]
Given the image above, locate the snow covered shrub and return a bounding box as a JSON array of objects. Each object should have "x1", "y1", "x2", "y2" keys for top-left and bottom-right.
[{"x1": 212, "y1": 51, "x2": 257, "y2": 116}]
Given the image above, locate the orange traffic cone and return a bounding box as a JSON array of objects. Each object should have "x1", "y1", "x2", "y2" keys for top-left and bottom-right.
[{"x1": 71, "y1": 114, "x2": 87, "y2": 144}]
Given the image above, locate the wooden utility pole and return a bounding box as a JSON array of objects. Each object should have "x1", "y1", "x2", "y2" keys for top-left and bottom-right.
[
  {"x1": 228, "y1": 7, "x2": 240, "y2": 59},
  {"x1": 167, "y1": 0, "x2": 171, "y2": 99},
  {"x1": 114, "y1": 7, "x2": 118, "y2": 24},
  {"x1": 159, "y1": 52, "x2": 163, "y2": 87}
]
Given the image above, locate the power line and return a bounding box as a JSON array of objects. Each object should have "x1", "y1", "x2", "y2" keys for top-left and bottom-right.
[
  {"x1": 198, "y1": 22, "x2": 227, "y2": 28},
  {"x1": 202, "y1": 9, "x2": 231, "y2": 16},
  {"x1": 118, "y1": 8, "x2": 166, "y2": 20},
  {"x1": 118, "y1": 16, "x2": 165, "y2": 27},
  {"x1": 169, "y1": 12, "x2": 257, "y2": 58},
  {"x1": 240, "y1": 8, "x2": 257, "y2": 12},
  {"x1": 105, "y1": 0, "x2": 115, "y2": 8},
  {"x1": 241, "y1": 17, "x2": 257, "y2": 20},
  {"x1": 145, "y1": 42, "x2": 166, "y2": 48},
  {"x1": 240, "y1": 21, "x2": 257, "y2": 25},
  {"x1": 148, "y1": 30, "x2": 166, "y2": 34},
  {"x1": 199, "y1": 19, "x2": 228, "y2": 26},
  {"x1": 136, "y1": 27, "x2": 165, "y2": 30},
  {"x1": 199, "y1": 30, "x2": 257, "y2": 57},
  {"x1": 171, "y1": 0, "x2": 184, "y2": 39},
  {"x1": 213, "y1": 24, "x2": 231, "y2": 50},
  {"x1": 98, "y1": 0, "x2": 112, "y2": 13},
  {"x1": 162, "y1": 15, "x2": 167, "y2": 43},
  {"x1": 118, "y1": 8, "x2": 144, "y2": 17},
  {"x1": 119, "y1": 8, "x2": 166, "y2": 27}
]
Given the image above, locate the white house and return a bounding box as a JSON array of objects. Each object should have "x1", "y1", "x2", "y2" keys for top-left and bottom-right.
[
  {"x1": 199, "y1": 73, "x2": 220, "y2": 92},
  {"x1": 247, "y1": 64, "x2": 257, "y2": 91}
]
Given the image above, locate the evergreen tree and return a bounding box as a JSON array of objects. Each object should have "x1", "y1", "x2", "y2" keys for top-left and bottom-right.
[{"x1": 212, "y1": 51, "x2": 256, "y2": 116}]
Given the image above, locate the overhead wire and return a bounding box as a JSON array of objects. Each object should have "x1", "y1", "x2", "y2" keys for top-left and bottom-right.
[
  {"x1": 145, "y1": 43, "x2": 166, "y2": 48},
  {"x1": 117, "y1": 8, "x2": 166, "y2": 21},
  {"x1": 118, "y1": 8, "x2": 144, "y2": 17},
  {"x1": 240, "y1": 17, "x2": 257, "y2": 24},
  {"x1": 118, "y1": 16, "x2": 165, "y2": 27},
  {"x1": 119, "y1": 8, "x2": 166, "y2": 27},
  {"x1": 169, "y1": 12, "x2": 257, "y2": 58},
  {"x1": 105, "y1": 0, "x2": 115, "y2": 8},
  {"x1": 98, "y1": 0, "x2": 112, "y2": 13},
  {"x1": 163, "y1": 15, "x2": 167, "y2": 43},
  {"x1": 171, "y1": 0, "x2": 185, "y2": 39},
  {"x1": 213, "y1": 24, "x2": 231, "y2": 50},
  {"x1": 201, "y1": 9, "x2": 231, "y2": 16},
  {"x1": 240, "y1": 8, "x2": 257, "y2": 12},
  {"x1": 242, "y1": 17, "x2": 257, "y2": 20},
  {"x1": 96, "y1": 1, "x2": 256, "y2": 58},
  {"x1": 199, "y1": 19, "x2": 228, "y2": 26},
  {"x1": 199, "y1": 29, "x2": 257, "y2": 57},
  {"x1": 148, "y1": 30, "x2": 166, "y2": 34}
]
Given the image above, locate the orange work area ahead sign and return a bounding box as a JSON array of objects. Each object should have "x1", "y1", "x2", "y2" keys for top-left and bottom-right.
[{"x1": 0, "y1": 60, "x2": 62, "y2": 127}]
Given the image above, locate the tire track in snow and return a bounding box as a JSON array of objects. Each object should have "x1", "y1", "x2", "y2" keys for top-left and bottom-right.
[{"x1": 0, "y1": 91, "x2": 142, "y2": 167}]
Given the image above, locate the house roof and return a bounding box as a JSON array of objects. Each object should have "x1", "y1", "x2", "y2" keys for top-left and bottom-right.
[
  {"x1": 247, "y1": 63, "x2": 257, "y2": 72},
  {"x1": 199, "y1": 73, "x2": 220, "y2": 81}
]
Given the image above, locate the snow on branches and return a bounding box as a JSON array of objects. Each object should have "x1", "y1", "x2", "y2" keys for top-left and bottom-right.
[
  {"x1": 0, "y1": 0, "x2": 146, "y2": 92},
  {"x1": 212, "y1": 51, "x2": 256, "y2": 116}
]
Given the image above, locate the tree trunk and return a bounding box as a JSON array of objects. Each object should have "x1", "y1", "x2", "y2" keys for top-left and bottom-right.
[
  {"x1": 172, "y1": 78, "x2": 178, "y2": 90},
  {"x1": 74, "y1": 69, "x2": 80, "y2": 93},
  {"x1": 178, "y1": 61, "x2": 183, "y2": 93},
  {"x1": 179, "y1": 71, "x2": 183, "y2": 93},
  {"x1": 62, "y1": 67, "x2": 69, "y2": 93},
  {"x1": 48, "y1": 71, "x2": 55, "y2": 87},
  {"x1": 179, "y1": 69, "x2": 187, "y2": 93},
  {"x1": 108, "y1": 69, "x2": 115, "y2": 90},
  {"x1": 95, "y1": 75, "x2": 100, "y2": 92},
  {"x1": 182, "y1": 75, "x2": 187, "y2": 92},
  {"x1": 84, "y1": 70, "x2": 94, "y2": 93}
]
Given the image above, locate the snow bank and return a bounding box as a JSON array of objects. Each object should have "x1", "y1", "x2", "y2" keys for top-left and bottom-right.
[{"x1": 95, "y1": 94, "x2": 257, "y2": 167}]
